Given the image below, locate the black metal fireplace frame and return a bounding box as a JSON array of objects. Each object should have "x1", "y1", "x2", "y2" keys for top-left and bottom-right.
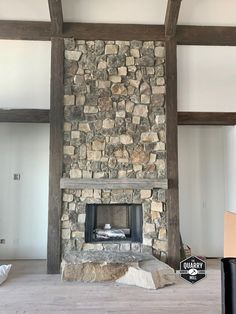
[{"x1": 85, "y1": 203, "x2": 143, "y2": 243}]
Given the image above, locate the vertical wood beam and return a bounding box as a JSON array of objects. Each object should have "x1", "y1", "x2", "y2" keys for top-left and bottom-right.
[
  {"x1": 48, "y1": 0, "x2": 63, "y2": 36},
  {"x1": 47, "y1": 38, "x2": 64, "y2": 274},
  {"x1": 166, "y1": 38, "x2": 180, "y2": 270},
  {"x1": 165, "y1": 0, "x2": 182, "y2": 37}
]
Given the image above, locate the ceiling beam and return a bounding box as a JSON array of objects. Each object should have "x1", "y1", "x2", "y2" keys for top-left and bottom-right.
[
  {"x1": 0, "y1": 109, "x2": 50, "y2": 123},
  {"x1": 178, "y1": 112, "x2": 236, "y2": 125},
  {"x1": 165, "y1": 0, "x2": 182, "y2": 37},
  {"x1": 48, "y1": 0, "x2": 63, "y2": 36}
]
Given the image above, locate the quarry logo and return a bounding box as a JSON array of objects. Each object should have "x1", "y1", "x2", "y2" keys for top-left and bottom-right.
[{"x1": 179, "y1": 256, "x2": 206, "y2": 284}]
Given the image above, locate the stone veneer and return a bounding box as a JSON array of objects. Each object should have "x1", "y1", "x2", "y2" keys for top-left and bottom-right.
[{"x1": 61, "y1": 39, "x2": 167, "y2": 262}]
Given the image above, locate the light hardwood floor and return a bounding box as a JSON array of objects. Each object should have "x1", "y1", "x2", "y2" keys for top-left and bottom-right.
[{"x1": 0, "y1": 259, "x2": 221, "y2": 314}]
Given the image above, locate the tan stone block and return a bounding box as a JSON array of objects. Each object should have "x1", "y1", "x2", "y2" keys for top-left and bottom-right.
[
  {"x1": 71, "y1": 131, "x2": 80, "y2": 139},
  {"x1": 62, "y1": 229, "x2": 71, "y2": 240},
  {"x1": 154, "y1": 142, "x2": 165, "y2": 151},
  {"x1": 151, "y1": 201, "x2": 163, "y2": 212},
  {"x1": 79, "y1": 122, "x2": 91, "y2": 133},
  {"x1": 144, "y1": 223, "x2": 156, "y2": 234},
  {"x1": 92, "y1": 139, "x2": 105, "y2": 151},
  {"x1": 146, "y1": 67, "x2": 155, "y2": 75},
  {"x1": 71, "y1": 231, "x2": 84, "y2": 238},
  {"x1": 82, "y1": 189, "x2": 93, "y2": 198},
  {"x1": 158, "y1": 227, "x2": 167, "y2": 240},
  {"x1": 118, "y1": 170, "x2": 127, "y2": 178},
  {"x1": 64, "y1": 122, "x2": 71, "y2": 131},
  {"x1": 78, "y1": 214, "x2": 86, "y2": 224},
  {"x1": 70, "y1": 169, "x2": 82, "y2": 178},
  {"x1": 103, "y1": 119, "x2": 115, "y2": 129},
  {"x1": 118, "y1": 66, "x2": 127, "y2": 76},
  {"x1": 131, "y1": 150, "x2": 149, "y2": 164},
  {"x1": 120, "y1": 134, "x2": 133, "y2": 145},
  {"x1": 65, "y1": 50, "x2": 82, "y2": 61},
  {"x1": 126, "y1": 56, "x2": 134, "y2": 66},
  {"x1": 110, "y1": 136, "x2": 120, "y2": 144},
  {"x1": 83, "y1": 243, "x2": 103, "y2": 251},
  {"x1": 61, "y1": 214, "x2": 69, "y2": 221},
  {"x1": 93, "y1": 172, "x2": 105, "y2": 178},
  {"x1": 63, "y1": 193, "x2": 73, "y2": 202},
  {"x1": 149, "y1": 153, "x2": 156, "y2": 164},
  {"x1": 82, "y1": 170, "x2": 92, "y2": 179},
  {"x1": 141, "y1": 132, "x2": 158, "y2": 143},
  {"x1": 87, "y1": 151, "x2": 102, "y2": 161},
  {"x1": 153, "y1": 239, "x2": 168, "y2": 252},
  {"x1": 143, "y1": 237, "x2": 153, "y2": 246},
  {"x1": 133, "y1": 164, "x2": 142, "y2": 172},
  {"x1": 98, "y1": 80, "x2": 111, "y2": 89},
  {"x1": 110, "y1": 76, "x2": 121, "y2": 83},
  {"x1": 94, "y1": 189, "x2": 102, "y2": 199},
  {"x1": 151, "y1": 210, "x2": 161, "y2": 221},
  {"x1": 143, "y1": 41, "x2": 154, "y2": 49},
  {"x1": 155, "y1": 115, "x2": 166, "y2": 124},
  {"x1": 64, "y1": 146, "x2": 75, "y2": 155},
  {"x1": 141, "y1": 190, "x2": 152, "y2": 199},
  {"x1": 76, "y1": 94, "x2": 85, "y2": 106},
  {"x1": 62, "y1": 220, "x2": 70, "y2": 228},
  {"x1": 156, "y1": 159, "x2": 166, "y2": 171},
  {"x1": 141, "y1": 94, "x2": 150, "y2": 104},
  {"x1": 156, "y1": 77, "x2": 165, "y2": 85},
  {"x1": 105, "y1": 44, "x2": 118, "y2": 54},
  {"x1": 130, "y1": 48, "x2": 140, "y2": 58},
  {"x1": 64, "y1": 95, "x2": 75, "y2": 106},
  {"x1": 132, "y1": 116, "x2": 140, "y2": 124},
  {"x1": 126, "y1": 101, "x2": 134, "y2": 113},
  {"x1": 98, "y1": 61, "x2": 107, "y2": 69},
  {"x1": 152, "y1": 85, "x2": 166, "y2": 94},
  {"x1": 128, "y1": 66, "x2": 137, "y2": 73},
  {"x1": 116, "y1": 111, "x2": 126, "y2": 118},
  {"x1": 154, "y1": 46, "x2": 165, "y2": 58},
  {"x1": 69, "y1": 203, "x2": 76, "y2": 211},
  {"x1": 84, "y1": 106, "x2": 98, "y2": 114},
  {"x1": 133, "y1": 105, "x2": 148, "y2": 117},
  {"x1": 111, "y1": 84, "x2": 127, "y2": 95},
  {"x1": 129, "y1": 79, "x2": 140, "y2": 89}
]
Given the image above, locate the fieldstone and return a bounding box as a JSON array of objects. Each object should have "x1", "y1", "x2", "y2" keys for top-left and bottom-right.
[
  {"x1": 68, "y1": 203, "x2": 76, "y2": 211},
  {"x1": 151, "y1": 94, "x2": 164, "y2": 107},
  {"x1": 71, "y1": 231, "x2": 84, "y2": 238},
  {"x1": 103, "y1": 119, "x2": 115, "y2": 129},
  {"x1": 143, "y1": 237, "x2": 153, "y2": 246},
  {"x1": 155, "y1": 115, "x2": 166, "y2": 124},
  {"x1": 143, "y1": 41, "x2": 154, "y2": 49},
  {"x1": 105, "y1": 44, "x2": 118, "y2": 54},
  {"x1": 126, "y1": 56, "x2": 134, "y2": 66},
  {"x1": 133, "y1": 105, "x2": 148, "y2": 117},
  {"x1": 118, "y1": 66, "x2": 127, "y2": 76},
  {"x1": 141, "y1": 132, "x2": 158, "y2": 143},
  {"x1": 84, "y1": 106, "x2": 98, "y2": 114},
  {"x1": 62, "y1": 229, "x2": 71, "y2": 240},
  {"x1": 130, "y1": 40, "x2": 142, "y2": 48},
  {"x1": 151, "y1": 210, "x2": 160, "y2": 221},
  {"x1": 79, "y1": 122, "x2": 91, "y2": 133},
  {"x1": 141, "y1": 94, "x2": 150, "y2": 104},
  {"x1": 70, "y1": 169, "x2": 82, "y2": 178},
  {"x1": 141, "y1": 190, "x2": 152, "y2": 199},
  {"x1": 156, "y1": 77, "x2": 165, "y2": 85},
  {"x1": 126, "y1": 101, "x2": 134, "y2": 113},
  {"x1": 151, "y1": 201, "x2": 163, "y2": 212},
  {"x1": 158, "y1": 227, "x2": 167, "y2": 240},
  {"x1": 131, "y1": 150, "x2": 149, "y2": 164},
  {"x1": 87, "y1": 151, "x2": 102, "y2": 161},
  {"x1": 132, "y1": 116, "x2": 140, "y2": 124},
  {"x1": 155, "y1": 46, "x2": 165, "y2": 58},
  {"x1": 76, "y1": 94, "x2": 86, "y2": 106},
  {"x1": 131, "y1": 243, "x2": 141, "y2": 252},
  {"x1": 92, "y1": 139, "x2": 105, "y2": 151},
  {"x1": 130, "y1": 48, "x2": 140, "y2": 58},
  {"x1": 98, "y1": 61, "x2": 107, "y2": 69},
  {"x1": 103, "y1": 243, "x2": 120, "y2": 251},
  {"x1": 116, "y1": 111, "x2": 126, "y2": 118},
  {"x1": 129, "y1": 80, "x2": 140, "y2": 89},
  {"x1": 81, "y1": 190, "x2": 93, "y2": 198},
  {"x1": 110, "y1": 76, "x2": 121, "y2": 83},
  {"x1": 111, "y1": 83, "x2": 127, "y2": 95},
  {"x1": 153, "y1": 239, "x2": 168, "y2": 252},
  {"x1": 64, "y1": 122, "x2": 71, "y2": 131},
  {"x1": 64, "y1": 38, "x2": 75, "y2": 50},
  {"x1": 152, "y1": 86, "x2": 166, "y2": 94},
  {"x1": 144, "y1": 223, "x2": 156, "y2": 234},
  {"x1": 136, "y1": 56, "x2": 154, "y2": 67},
  {"x1": 82, "y1": 243, "x2": 103, "y2": 251},
  {"x1": 140, "y1": 82, "x2": 151, "y2": 95},
  {"x1": 65, "y1": 50, "x2": 82, "y2": 61},
  {"x1": 120, "y1": 134, "x2": 133, "y2": 145},
  {"x1": 107, "y1": 55, "x2": 125, "y2": 68},
  {"x1": 71, "y1": 131, "x2": 80, "y2": 139},
  {"x1": 98, "y1": 97, "x2": 112, "y2": 111},
  {"x1": 120, "y1": 243, "x2": 131, "y2": 251},
  {"x1": 116, "y1": 258, "x2": 175, "y2": 289},
  {"x1": 64, "y1": 146, "x2": 75, "y2": 155},
  {"x1": 64, "y1": 95, "x2": 75, "y2": 106}
]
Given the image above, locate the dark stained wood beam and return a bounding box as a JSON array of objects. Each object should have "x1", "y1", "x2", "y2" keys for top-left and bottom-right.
[
  {"x1": 178, "y1": 112, "x2": 236, "y2": 125},
  {"x1": 166, "y1": 38, "x2": 180, "y2": 270},
  {"x1": 63, "y1": 23, "x2": 165, "y2": 41},
  {"x1": 165, "y1": 0, "x2": 182, "y2": 37},
  {"x1": 176, "y1": 25, "x2": 236, "y2": 46},
  {"x1": 48, "y1": 0, "x2": 63, "y2": 36},
  {"x1": 0, "y1": 20, "x2": 51, "y2": 40},
  {"x1": 0, "y1": 109, "x2": 49, "y2": 123},
  {"x1": 47, "y1": 38, "x2": 64, "y2": 274}
]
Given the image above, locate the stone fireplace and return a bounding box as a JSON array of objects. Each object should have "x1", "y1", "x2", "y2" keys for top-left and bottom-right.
[{"x1": 60, "y1": 39, "x2": 172, "y2": 286}]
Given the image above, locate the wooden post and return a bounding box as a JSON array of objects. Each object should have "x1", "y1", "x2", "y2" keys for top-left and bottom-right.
[
  {"x1": 166, "y1": 38, "x2": 180, "y2": 269},
  {"x1": 47, "y1": 38, "x2": 64, "y2": 274}
]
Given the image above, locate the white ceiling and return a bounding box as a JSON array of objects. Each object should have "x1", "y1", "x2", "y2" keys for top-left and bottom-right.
[{"x1": 0, "y1": 0, "x2": 235, "y2": 26}]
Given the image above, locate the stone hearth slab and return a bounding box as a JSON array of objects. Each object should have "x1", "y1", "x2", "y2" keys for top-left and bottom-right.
[{"x1": 61, "y1": 251, "x2": 175, "y2": 289}]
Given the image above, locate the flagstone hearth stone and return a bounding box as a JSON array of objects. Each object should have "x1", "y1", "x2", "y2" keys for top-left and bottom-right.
[{"x1": 62, "y1": 251, "x2": 175, "y2": 289}]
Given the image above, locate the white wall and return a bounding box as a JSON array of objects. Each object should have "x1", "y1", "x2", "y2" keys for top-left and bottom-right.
[
  {"x1": 0, "y1": 40, "x2": 51, "y2": 109},
  {"x1": 178, "y1": 126, "x2": 228, "y2": 257},
  {"x1": 0, "y1": 123, "x2": 49, "y2": 259},
  {"x1": 177, "y1": 46, "x2": 236, "y2": 112}
]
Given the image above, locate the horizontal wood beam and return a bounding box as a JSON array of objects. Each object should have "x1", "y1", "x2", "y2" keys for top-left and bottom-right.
[
  {"x1": 63, "y1": 23, "x2": 165, "y2": 41},
  {"x1": 0, "y1": 21, "x2": 51, "y2": 40},
  {"x1": 48, "y1": 0, "x2": 63, "y2": 36},
  {"x1": 0, "y1": 109, "x2": 50, "y2": 123},
  {"x1": 176, "y1": 25, "x2": 236, "y2": 46},
  {"x1": 60, "y1": 178, "x2": 168, "y2": 190},
  {"x1": 165, "y1": 0, "x2": 182, "y2": 37},
  {"x1": 178, "y1": 112, "x2": 236, "y2": 125}
]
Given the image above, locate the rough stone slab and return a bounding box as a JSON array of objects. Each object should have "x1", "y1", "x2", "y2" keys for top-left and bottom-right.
[{"x1": 116, "y1": 258, "x2": 175, "y2": 289}]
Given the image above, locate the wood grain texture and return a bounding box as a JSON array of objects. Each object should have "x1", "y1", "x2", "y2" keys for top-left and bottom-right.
[
  {"x1": 47, "y1": 38, "x2": 64, "y2": 274},
  {"x1": 176, "y1": 25, "x2": 236, "y2": 46},
  {"x1": 165, "y1": 0, "x2": 182, "y2": 37},
  {"x1": 165, "y1": 38, "x2": 180, "y2": 270},
  {"x1": 0, "y1": 259, "x2": 221, "y2": 313},
  {"x1": 0, "y1": 109, "x2": 49, "y2": 123},
  {"x1": 178, "y1": 112, "x2": 236, "y2": 125},
  {"x1": 0, "y1": 20, "x2": 51, "y2": 40},
  {"x1": 63, "y1": 23, "x2": 165, "y2": 41},
  {"x1": 60, "y1": 178, "x2": 168, "y2": 190},
  {"x1": 48, "y1": 0, "x2": 63, "y2": 35}
]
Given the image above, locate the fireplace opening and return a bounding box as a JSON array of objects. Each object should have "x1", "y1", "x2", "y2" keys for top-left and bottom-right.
[{"x1": 85, "y1": 204, "x2": 143, "y2": 243}]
